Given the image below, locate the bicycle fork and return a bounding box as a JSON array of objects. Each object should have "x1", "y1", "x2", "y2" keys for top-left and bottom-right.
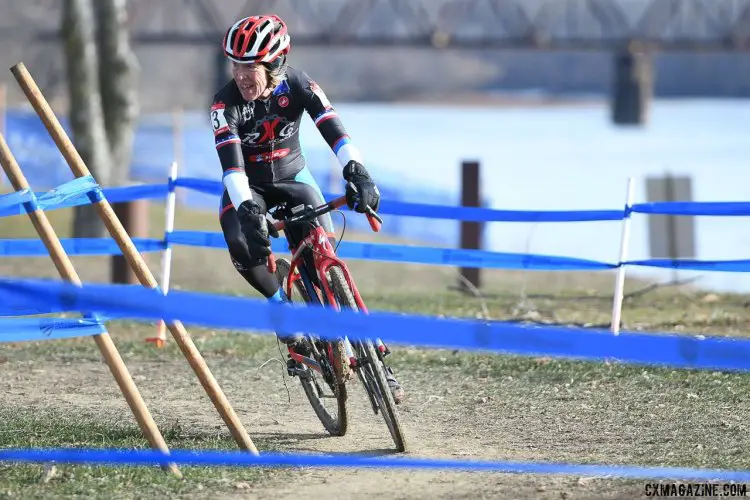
[{"x1": 343, "y1": 336, "x2": 390, "y2": 368}]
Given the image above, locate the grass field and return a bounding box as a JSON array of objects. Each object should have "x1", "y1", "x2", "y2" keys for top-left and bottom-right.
[{"x1": 1, "y1": 199, "x2": 749, "y2": 499}]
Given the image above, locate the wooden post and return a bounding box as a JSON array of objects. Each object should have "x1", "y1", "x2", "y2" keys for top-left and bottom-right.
[
  {"x1": 0, "y1": 133, "x2": 181, "y2": 478},
  {"x1": 10, "y1": 61, "x2": 259, "y2": 455},
  {"x1": 459, "y1": 160, "x2": 482, "y2": 293},
  {"x1": 111, "y1": 198, "x2": 149, "y2": 284}
]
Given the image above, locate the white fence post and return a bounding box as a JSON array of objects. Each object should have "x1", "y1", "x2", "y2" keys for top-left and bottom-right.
[
  {"x1": 147, "y1": 161, "x2": 180, "y2": 347},
  {"x1": 611, "y1": 176, "x2": 635, "y2": 335}
]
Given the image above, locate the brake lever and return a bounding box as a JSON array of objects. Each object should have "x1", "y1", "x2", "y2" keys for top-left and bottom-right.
[
  {"x1": 365, "y1": 206, "x2": 383, "y2": 224},
  {"x1": 364, "y1": 205, "x2": 382, "y2": 232}
]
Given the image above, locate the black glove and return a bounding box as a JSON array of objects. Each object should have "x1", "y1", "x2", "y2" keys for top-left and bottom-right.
[
  {"x1": 343, "y1": 160, "x2": 380, "y2": 214},
  {"x1": 236, "y1": 200, "x2": 279, "y2": 259}
]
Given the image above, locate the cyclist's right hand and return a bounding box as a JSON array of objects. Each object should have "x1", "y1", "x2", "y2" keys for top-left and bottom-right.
[
  {"x1": 343, "y1": 160, "x2": 380, "y2": 214},
  {"x1": 237, "y1": 200, "x2": 279, "y2": 258}
]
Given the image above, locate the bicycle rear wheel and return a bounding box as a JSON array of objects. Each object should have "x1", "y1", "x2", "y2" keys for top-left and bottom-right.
[
  {"x1": 274, "y1": 257, "x2": 348, "y2": 436},
  {"x1": 328, "y1": 266, "x2": 408, "y2": 452}
]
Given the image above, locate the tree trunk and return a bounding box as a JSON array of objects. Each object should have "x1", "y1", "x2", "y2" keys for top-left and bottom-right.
[
  {"x1": 94, "y1": 0, "x2": 139, "y2": 187},
  {"x1": 63, "y1": 0, "x2": 111, "y2": 238}
]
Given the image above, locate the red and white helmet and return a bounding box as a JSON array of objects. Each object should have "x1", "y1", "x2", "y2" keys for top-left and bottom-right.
[{"x1": 222, "y1": 15, "x2": 291, "y2": 64}]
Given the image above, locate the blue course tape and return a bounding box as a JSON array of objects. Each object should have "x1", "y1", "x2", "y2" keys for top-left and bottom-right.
[
  {"x1": 39, "y1": 176, "x2": 100, "y2": 208},
  {"x1": 0, "y1": 238, "x2": 165, "y2": 257},
  {"x1": 632, "y1": 201, "x2": 750, "y2": 217},
  {"x1": 627, "y1": 259, "x2": 750, "y2": 272},
  {"x1": 166, "y1": 230, "x2": 616, "y2": 271},
  {"x1": 1, "y1": 277, "x2": 749, "y2": 373},
  {"x1": 0, "y1": 448, "x2": 748, "y2": 481},
  {"x1": 0, "y1": 189, "x2": 34, "y2": 215},
  {"x1": 165, "y1": 230, "x2": 227, "y2": 250},
  {"x1": 333, "y1": 242, "x2": 616, "y2": 270},
  {"x1": 10, "y1": 176, "x2": 750, "y2": 223},
  {"x1": 173, "y1": 177, "x2": 222, "y2": 196},
  {"x1": 375, "y1": 201, "x2": 625, "y2": 223},
  {"x1": 2, "y1": 228, "x2": 748, "y2": 274},
  {"x1": 173, "y1": 177, "x2": 626, "y2": 222},
  {"x1": 0, "y1": 177, "x2": 168, "y2": 219},
  {"x1": 9, "y1": 176, "x2": 750, "y2": 223},
  {"x1": 0, "y1": 317, "x2": 107, "y2": 343},
  {"x1": 162, "y1": 179, "x2": 750, "y2": 219},
  {"x1": 0, "y1": 176, "x2": 102, "y2": 218},
  {"x1": 100, "y1": 183, "x2": 168, "y2": 204}
]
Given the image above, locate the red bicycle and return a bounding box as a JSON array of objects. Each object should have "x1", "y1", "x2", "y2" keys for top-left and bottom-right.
[{"x1": 265, "y1": 194, "x2": 407, "y2": 453}]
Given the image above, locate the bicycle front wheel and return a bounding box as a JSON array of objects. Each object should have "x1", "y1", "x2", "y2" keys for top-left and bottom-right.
[
  {"x1": 328, "y1": 266, "x2": 408, "y2": 452},
  {"x1": 275, "y1": 257, "x2": 348, "y2": 437}
]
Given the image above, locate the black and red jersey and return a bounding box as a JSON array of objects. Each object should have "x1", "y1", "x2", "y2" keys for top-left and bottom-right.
[{"x1": 210, "y1": 66, "x2": 352, "y2": 185}]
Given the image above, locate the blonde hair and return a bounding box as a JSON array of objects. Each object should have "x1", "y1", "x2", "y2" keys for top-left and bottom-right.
[{"x1": 265, "y1": 63, "x2": 286, "y2": 89}]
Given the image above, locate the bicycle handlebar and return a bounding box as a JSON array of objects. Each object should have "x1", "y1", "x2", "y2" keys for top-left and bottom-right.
[
  {"x1": 266, "y1": 195, "x2": 382, "y2": 274},
  {"x1": 271, "y1": 195, "x2": 382, "y2": 233}
]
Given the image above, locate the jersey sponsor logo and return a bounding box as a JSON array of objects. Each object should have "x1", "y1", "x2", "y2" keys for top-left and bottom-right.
[
  {"x1": 272, "y1": 79, "x2": 291, "y2": 96},
  {"x1": 278, "y1": 95, "x2": 289, "y2": 108},
  {"x1": 248, "y1": 148, "x2": 291, "y2": 163},
  {"x1": 239, "y1": 103, "x2": 254, "y2": 122},
  {"x1": 210, "y1": 103, "x2": 229, "y2": 135},
  {"x1": 309, "y1": 80, "x2": 332, "y2": 110},
  {"x1": 241, "y1": 114, "x2": 296, "y2": 146}
]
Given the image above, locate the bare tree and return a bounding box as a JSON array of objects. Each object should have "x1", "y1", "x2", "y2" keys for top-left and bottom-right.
[
  {"x1": 94, "y1": 0, "x2": 139, "y2": 187},
  {"x1": 63, "y1": 0, "x2": 139, "y2": 237},
  {"x1": 63, "y1": 0, "x2": 111, "y2": 237}
]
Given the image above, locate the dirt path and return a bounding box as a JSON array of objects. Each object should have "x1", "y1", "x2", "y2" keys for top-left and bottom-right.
[{"x1": 7, "y1": 350, "x2": 730, "y2": 499}]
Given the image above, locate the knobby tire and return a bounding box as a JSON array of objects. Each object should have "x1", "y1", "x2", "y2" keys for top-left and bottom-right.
[
  {"x1": 274, "y1": 257, "x2": 348, "y2": 437},
  {"x1": 327, "y1": 266, "x2": 408, "y2": 452}
]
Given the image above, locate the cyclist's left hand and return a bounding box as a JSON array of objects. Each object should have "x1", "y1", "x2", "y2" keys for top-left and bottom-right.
[{"x1": 343, "y1": 160, "x2": 380, "y2": 213}]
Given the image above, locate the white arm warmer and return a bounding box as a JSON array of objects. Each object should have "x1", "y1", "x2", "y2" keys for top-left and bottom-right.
[
  {"x1": 223, "y1": 171, "x2": 254, "y2": 208},
  {"x1": 335, "y1": 143, "x2": 364, "y2": 168}
]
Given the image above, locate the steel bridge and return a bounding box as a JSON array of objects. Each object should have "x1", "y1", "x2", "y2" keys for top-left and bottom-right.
[{"x1": 7, "y1": 0, "x2": 750, "y2": 52}]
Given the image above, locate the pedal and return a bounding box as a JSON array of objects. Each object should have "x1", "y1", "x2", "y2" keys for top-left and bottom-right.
[{"x1": 287, "y1": 357, "x2": 313, "y2": 379}]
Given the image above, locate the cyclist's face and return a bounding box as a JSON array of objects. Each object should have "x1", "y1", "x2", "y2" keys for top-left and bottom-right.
[{"x1": 232, "y1": 62, "x2": 268, "y2": 101}]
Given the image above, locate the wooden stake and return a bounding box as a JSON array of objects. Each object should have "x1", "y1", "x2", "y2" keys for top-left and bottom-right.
[
  {"x1": 0, "y1": 133, "x2": 181, "y2": 478},
  {"x1": 10, "y1": 61, "x2": 258, "y2": 455}
]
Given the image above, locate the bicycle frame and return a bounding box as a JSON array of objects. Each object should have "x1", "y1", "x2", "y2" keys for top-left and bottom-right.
[
  {"x1": 285, "y1": 226, "x2": 368, "y2": 314},
  {"x1": 269, "y1": 195, "x2": 381, "y2": 372},
  {"x1": 268, "y1": 196, "x2": 407, "y2": 451},
  {"x1": 283, "y1": 223, "x2": 370, "y2": 374}
]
